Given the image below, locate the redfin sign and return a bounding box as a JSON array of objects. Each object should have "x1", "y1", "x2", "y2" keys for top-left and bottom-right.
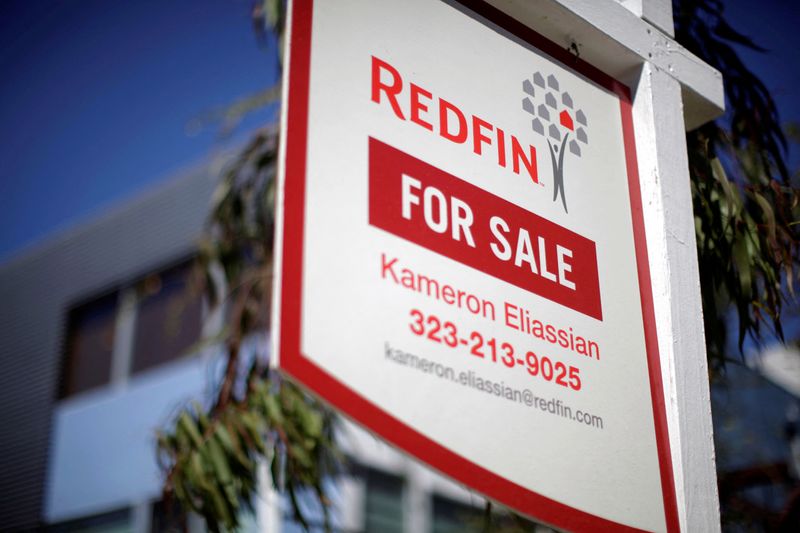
[{"x1": 274, "y1": 0, "x2": 679, "y2": 531}]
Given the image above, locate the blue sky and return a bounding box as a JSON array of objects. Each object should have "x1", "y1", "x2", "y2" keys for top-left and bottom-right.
[
  {"x1": 724, "y1": 0, "x2": 800, "y2": 169},
  {"x1": 0, "y1": 0, "x2": 280, "y2": 260},
  {"x1": 0, "y1": 0, "x2": 797, "y2": 260}
]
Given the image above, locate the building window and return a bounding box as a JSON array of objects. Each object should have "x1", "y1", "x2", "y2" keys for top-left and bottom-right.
[
  {"x1": 60, "y1": 291, "x2": 118, "y2": 398},
  {"x1": 150, "y1": 499, "x2": 185, "y2": 533},
  {"x1": 363, "y1": 467, "x2": 404, "y2": 533},
  {"x1": 131, "y1": 260, "x2": 203, "y2": 374},
  {"x1": 432, "y1": 495, "x2": 484, "y2": 533},
  {"x1": 432, "y1": 494, "x2": 545, "y2": 532}
]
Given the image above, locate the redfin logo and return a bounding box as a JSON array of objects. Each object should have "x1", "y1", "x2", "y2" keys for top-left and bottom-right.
[{"x1": 522, "y1": 72, "x2": 589, "y2": 213}]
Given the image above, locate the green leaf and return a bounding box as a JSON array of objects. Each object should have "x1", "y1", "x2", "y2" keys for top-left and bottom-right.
[
  {"x1": 194, "y1": 401, "x2": 211, "y2": 431},
  {"x1": 179, "y1": 412, "x2": 204, "y2": 448},
  {"x1": 752, "y1": 191, "x2": 777, "y2": 243},
  {"x1": 241, "y1": 412, "x2": 266, "y2": 454},
  {"x1": 711, "y1": 157, "x2": 738, "y2": 215},
  {"x1": 208, "y1": 480, "x2": 234, "y2": 530},
  {"x1": 264, "y1": 393, "x2": 284, "y2": 426},
  {"x1": 300, "y1": 408, "x2": 323, "y2": 438},
  {"x1": 732, "y1": 238, "x2": 752, "y2": 299},
  {"x1": 188, "y1": 452, "x2": 209, "y2": 490},
  {"x1": 216, "y1": 424, "x2": 252, "y2": 469},
  {"x1": 290, "y1": 442, "x2": 312, "y2": 468},
  {"x1": 208, "y1": 437, "x2": 233, "y2": 486}
]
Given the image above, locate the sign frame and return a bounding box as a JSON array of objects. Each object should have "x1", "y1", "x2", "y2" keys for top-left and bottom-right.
[{"x1": 273, "y1": 0, "x2": 681, "y2": 530}]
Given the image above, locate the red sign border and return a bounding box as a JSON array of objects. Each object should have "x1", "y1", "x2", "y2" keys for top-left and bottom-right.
[{"x1": 277, "y1": 0, "x2": 680, "y2": 531}]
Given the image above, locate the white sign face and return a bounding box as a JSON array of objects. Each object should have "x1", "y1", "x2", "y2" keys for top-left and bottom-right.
[{"x1": 274, "y1": 0, "x2": 679, "y2": 530}]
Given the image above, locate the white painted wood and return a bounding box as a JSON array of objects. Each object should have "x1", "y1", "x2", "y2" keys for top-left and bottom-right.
[
  {"x1": 616, "y1": 0, "x2": 643, "y2": 17},
  {"x1": 641, "y1": 0, "x2": 674, "y2": 36},
  {"x1": 484, "y1": 0, "x2": 723, "y2": 129},
  {"x1": 628, "y1": 61, "x2": 721, "y2": 532},
  {"x1": 617, "y1": 0, "x2": 674, "y2": 37}
]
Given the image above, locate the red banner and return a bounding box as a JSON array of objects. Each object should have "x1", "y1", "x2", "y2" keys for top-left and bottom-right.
[{"x1": 369, "y1": 137, "x2": 602, "y2": 320}]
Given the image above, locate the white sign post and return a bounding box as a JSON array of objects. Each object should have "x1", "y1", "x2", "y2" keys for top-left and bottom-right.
[{"x1": 272, "y1": 0, "x2": 722, "y2": 531}]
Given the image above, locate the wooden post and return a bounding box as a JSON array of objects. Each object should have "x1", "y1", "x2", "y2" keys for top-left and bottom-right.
[{"x1": 632, "y1": 61, "x2": 721, "y2": 533}]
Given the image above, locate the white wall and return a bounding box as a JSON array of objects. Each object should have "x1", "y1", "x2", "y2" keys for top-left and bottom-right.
[{"x1": 44, "y1": 350, "x2": 221, "y2": 523}]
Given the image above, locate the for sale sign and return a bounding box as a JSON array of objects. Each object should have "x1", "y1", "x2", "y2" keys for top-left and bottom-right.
[{"x1": 274, "y1": 0, "x2": 679, "y2": 531}]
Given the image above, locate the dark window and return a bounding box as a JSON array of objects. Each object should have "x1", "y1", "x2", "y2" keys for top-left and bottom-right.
[
  {"x1": 60, "y1": 291, "x2": 118, "y2": 398},
  {"x1": 363, "y1": 468, "x2": 404, "y2": 533},
  {"x1": 131, "y1": 261, "x2": 203, "y2": 374},
  {"x1": 150, "y1": 499, "x2": 184, "y2": 533},
  {"x1": 432, "y1": 495, "x2": 543, "y2": 533},
  {"x1": 432, "y1": 495, "x2": 483, "y2": 533}
]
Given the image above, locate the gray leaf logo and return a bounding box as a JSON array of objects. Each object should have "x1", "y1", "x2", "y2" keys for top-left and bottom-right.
[{"x1": 522, "y1": 72, "x2": 589, "y2": 213}]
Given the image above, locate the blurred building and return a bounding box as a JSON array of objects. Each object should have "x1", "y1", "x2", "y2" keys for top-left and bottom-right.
[
  {"x1": 0, "y1": 162, "x2": 215, "y2": 530},
  {"x1": 712, "y1": 347, "x2": 800, "y2": 530},
  {"x1": 0, "y1": 159, "x2": 524, "y2": 532}
]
